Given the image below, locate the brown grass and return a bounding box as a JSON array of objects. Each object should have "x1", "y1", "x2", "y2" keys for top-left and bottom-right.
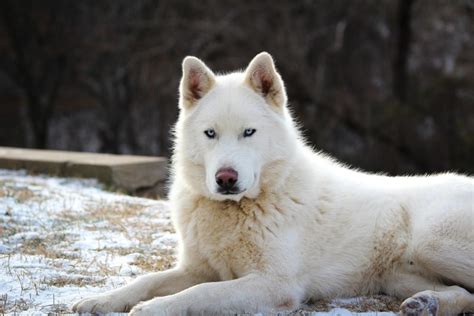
[
  {"x1": 44, "y1": 276, "x2": 106, "y2": 288},
  {"x1": 0, "y1": 184, "x2": 36, "y2": 203},
  {"x1": 86, "y1": 202, "x2": 145, "y2": 221}
]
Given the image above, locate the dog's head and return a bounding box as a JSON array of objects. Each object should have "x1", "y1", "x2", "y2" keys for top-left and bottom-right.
[{"x1": 174, "y1": 52, "x2": 299, "y2": 201}]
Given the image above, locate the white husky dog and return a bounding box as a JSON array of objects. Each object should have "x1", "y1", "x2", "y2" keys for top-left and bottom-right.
[{"x1": 73, "y1": 52, "x2": 474, "y2": 316}]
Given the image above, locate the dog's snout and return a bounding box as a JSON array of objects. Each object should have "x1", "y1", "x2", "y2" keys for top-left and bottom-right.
[{"x1": 215, "y1": 168, "x2": 238, "y2": 192}]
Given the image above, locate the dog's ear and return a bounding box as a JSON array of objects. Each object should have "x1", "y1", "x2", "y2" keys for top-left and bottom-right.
[
  {"x1": 244, "y1": 52, "x2": 287, "y2": 108},
  {"x1": 179, "y1": 56, "x2": 216, "y2": 109}
]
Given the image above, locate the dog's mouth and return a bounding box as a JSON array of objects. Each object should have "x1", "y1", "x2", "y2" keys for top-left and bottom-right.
[
  {"x1": 212, "y1": 187, "x2": 247, "y2": 201},
  {"x1": 217, "y1": 188, "x2": 244, "y2": 195}
]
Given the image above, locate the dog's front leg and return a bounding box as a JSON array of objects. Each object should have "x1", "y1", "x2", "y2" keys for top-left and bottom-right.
[
  {"x1": 129, "y1": 273, "x2": 301, "y2": 316},
  {"x1": 72, "y1": 267, "x2": 209, "y2": 313}
]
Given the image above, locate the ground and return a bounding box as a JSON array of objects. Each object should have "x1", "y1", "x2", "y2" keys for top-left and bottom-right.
[{"x1": 0, "y1": 169, "x2": 402, "y2": 315}]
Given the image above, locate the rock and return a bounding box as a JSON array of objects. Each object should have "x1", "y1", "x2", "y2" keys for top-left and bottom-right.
[{"x1": 0, "y1": 147, "x2": 168, "y2": 196}]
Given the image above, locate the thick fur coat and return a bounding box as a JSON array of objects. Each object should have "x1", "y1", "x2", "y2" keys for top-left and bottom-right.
[{"x1": 73, "y1": 52, "x2": 474, "y2": 316}]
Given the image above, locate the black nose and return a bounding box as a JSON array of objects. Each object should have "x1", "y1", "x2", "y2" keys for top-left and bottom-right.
[{"x1": 215, "y1": 168, "x2": 238, "y2": 192}]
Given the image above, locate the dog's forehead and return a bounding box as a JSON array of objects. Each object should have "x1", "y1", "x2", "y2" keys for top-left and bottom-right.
[{"x1": 193, "y1": 78, "x2": 268, "y2": 126}]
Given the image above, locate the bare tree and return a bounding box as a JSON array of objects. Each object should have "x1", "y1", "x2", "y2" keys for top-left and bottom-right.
[
  {"x1": 393, "y1": 0, "x2": 415, "y2": 102},
  {"x1": 75, "y1": 0, "x2": 171, "y2": 154},
  {"x1": 0, "y1": 0, "x2": 76, "y2": 148}
]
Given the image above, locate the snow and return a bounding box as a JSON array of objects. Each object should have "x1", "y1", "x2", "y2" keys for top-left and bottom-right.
[
  {"x1": 0, "y1": 169, "x2": 397, "y2": 315},
  {"x1": 0, "y1": 169, "x2": 176, "y2": 314}
]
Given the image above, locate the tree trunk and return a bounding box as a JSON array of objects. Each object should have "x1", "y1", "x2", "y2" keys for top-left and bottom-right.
[{"x1": 393, "y1": 0, "x2": 415, "y2": 103}]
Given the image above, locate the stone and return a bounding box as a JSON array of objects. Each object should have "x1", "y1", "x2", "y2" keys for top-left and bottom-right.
[{"x1": 0, "y1": 147, "x2": 168, "y2": 196}]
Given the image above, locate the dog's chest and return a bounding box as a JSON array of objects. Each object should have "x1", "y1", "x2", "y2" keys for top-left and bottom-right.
[{"x1": 189, "y1": 201, "x2": 266, "y2": 280}]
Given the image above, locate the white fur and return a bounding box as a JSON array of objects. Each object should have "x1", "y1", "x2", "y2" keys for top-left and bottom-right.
[{"x1": 73, "y1": 52, "x2": 474, "y2": 316}]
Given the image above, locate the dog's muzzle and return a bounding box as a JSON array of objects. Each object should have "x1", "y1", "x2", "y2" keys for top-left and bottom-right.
[{"x1": 215, "y1": 168, "x2": 241, "y2": 194}]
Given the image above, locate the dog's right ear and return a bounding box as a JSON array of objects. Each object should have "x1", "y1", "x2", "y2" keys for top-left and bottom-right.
[{"x1": 179, "y1": 56, "x2": 216, "y2": 109}]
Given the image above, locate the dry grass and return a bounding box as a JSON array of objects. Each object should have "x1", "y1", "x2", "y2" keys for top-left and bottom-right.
[
  {"x1": 86, "y1": 202, "x2": 145, "y2": 222},
  {"x1": 0, "y1": 296, "x2": 30, "y2": 315},
  {"x1": 0, "y1": 183, "x2": 36, "y2": 203},
  {"x1": 44, "y1": 276, "x2": 107, "y2": 288},
  {"x1": 0, "y1": 175, "x2": 177, "y2": 314},
  {"x1": 19, "y1": 236, "x2": 78, "y2": 261}
]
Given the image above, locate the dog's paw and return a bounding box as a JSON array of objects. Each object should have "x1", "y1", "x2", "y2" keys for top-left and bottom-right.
[
  {"x1": 129, "y1": 301, "x2": 151, "y2": 316},
  {"x1": 129, "y1": 298, "x2": 174, "y2": 316},
  {"x1": 129, "y1": 301, "x2": 159, "y2": 316},
  {"x1": 71, "y1": 294, "x2": 130, "y2": 314},
  {"x1": 400, "y1": 292, "x2": 439, "y2": 316}
]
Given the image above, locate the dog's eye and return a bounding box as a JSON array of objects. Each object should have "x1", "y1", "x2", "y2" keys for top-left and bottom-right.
[
  {"x1": 204, "y1": 128, "x2": 216, "y2": 139},
  {"x1": 243, "y1": 128, "x2": 256, "y2": 137}
]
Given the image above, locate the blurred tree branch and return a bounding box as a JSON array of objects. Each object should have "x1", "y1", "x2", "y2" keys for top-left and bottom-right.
[
  {"x1": 0, "y1": 0, "x2": 74, "y2": 148},
  {"x1": 393, "y1": 0, "x2": 415, "y2": 102}
]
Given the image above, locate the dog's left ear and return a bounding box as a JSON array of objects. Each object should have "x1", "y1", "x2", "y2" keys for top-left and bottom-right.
[{"x1": 244, "y1": 52, "x2": 287, "y2": 108}]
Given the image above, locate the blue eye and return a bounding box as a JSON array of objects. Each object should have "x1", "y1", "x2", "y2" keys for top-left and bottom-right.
[
  {"x1": 243, "y1": 128, "x2": 256, "y2": 137},
  {"x1": 204, "y1": 128, "x2": 216, "y2": 139}
]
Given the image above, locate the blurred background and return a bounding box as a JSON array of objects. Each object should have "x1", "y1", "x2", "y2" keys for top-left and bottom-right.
[{"x1": 0, "y1": 0, "x2": 473, "y2": 175}]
